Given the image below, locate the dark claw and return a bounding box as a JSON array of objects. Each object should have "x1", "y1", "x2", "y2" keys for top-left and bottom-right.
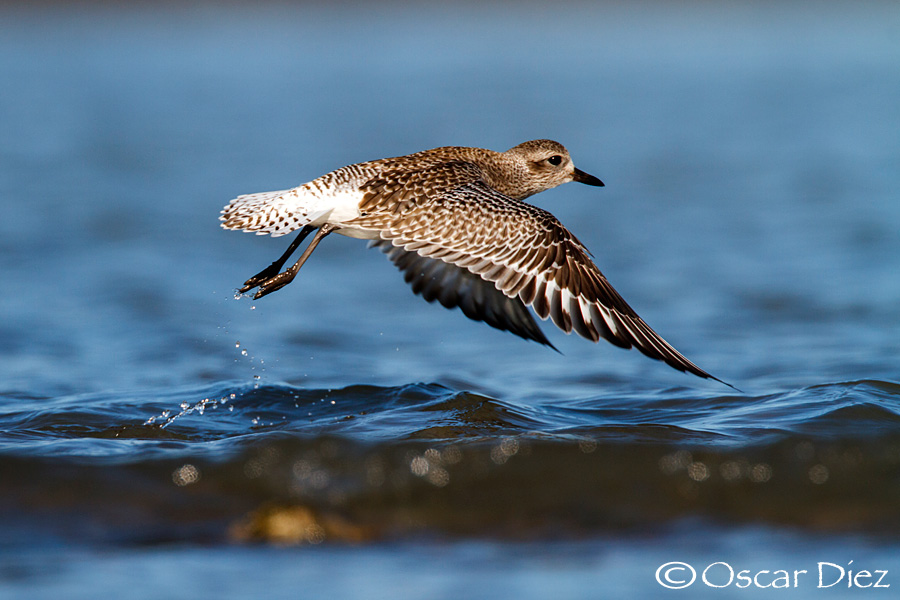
[
  {"x1": 239, "y1": 263, "x2": 283, "y2": 293},
  {"x1": 253, "y1": 271, "x2": 297, "y2": 299}
]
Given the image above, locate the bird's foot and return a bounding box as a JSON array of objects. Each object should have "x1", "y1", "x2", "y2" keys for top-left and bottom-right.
[
  {"x1": 239, "y1": 263, "x2": 283, "y2": 294},
  {"x1": 251, "y1": 270, "x2": 298, "y2": 299}
]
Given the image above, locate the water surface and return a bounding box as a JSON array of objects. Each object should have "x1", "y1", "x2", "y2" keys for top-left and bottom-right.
[{"x1": 1, "y1": 1, "x2": 899, "y2": 598}]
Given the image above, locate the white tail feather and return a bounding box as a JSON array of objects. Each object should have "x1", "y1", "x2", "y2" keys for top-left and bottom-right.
[{"x1": 219, "y1": 188, "x2": 328, "y2": 237}]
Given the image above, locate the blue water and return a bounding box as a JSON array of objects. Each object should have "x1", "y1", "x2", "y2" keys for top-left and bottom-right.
[{"x1": 2, "y1": 2, "x2": 900, "y2": 598}]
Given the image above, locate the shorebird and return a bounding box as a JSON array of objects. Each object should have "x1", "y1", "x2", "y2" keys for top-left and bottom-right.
[{"x1": 221, "y1": 140, "x2": 726, "y2": 384}]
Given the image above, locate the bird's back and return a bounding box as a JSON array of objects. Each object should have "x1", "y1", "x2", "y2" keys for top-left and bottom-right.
[{"x1": 220, "y1": 146, "x2": 498, "y2": 237}]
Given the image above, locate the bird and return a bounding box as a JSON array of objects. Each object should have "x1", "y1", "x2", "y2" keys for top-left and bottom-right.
[{"x1": 220, "y1": 139, "x2": 728, "y2": 385}]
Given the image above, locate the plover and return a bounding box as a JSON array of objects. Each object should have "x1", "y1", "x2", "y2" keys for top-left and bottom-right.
[{"x1": 221, "y1": 140, "x2": 726, "y2": 384}]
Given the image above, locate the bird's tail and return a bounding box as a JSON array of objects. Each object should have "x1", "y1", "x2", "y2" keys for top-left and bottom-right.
[{"x1": 220, "y1": 188, "x2": 328, "y2": 237}]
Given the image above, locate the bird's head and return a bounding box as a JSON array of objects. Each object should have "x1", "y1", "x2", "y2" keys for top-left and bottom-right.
[{"x1": 502, "y1": 139, "x2": 604, "y2": 198}]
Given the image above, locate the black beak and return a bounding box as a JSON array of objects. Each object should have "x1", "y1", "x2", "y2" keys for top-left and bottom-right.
[{"x1": 573, "y1": 168, "x2": 604, "y2": 187}]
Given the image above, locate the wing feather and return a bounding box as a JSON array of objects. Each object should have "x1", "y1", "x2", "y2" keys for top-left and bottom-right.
[
  {"x1": 351, "y1": 169, "x2": 724, "y2": 383},
  {"x1": 372, "y1": 240, "x2": 555, "y2": 349}
]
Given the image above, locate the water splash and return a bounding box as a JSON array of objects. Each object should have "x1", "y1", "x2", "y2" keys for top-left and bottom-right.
[{"x1": 144, "y1": 391, "x2": 239, "y2": 429}]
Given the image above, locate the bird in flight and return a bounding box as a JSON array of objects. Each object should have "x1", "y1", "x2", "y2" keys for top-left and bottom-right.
[{"x1": 221, "y1": 139, "x2": 728, "y2": 386}]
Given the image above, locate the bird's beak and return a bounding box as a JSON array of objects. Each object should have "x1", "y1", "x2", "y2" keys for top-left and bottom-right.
[{"x1": 572, "y1": 168, "x2": 604, "y2": 187}]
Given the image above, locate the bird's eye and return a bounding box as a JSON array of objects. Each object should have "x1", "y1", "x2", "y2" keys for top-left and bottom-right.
[{"x1": 547, "y1": 155, "x2": 563, "y2": 166}]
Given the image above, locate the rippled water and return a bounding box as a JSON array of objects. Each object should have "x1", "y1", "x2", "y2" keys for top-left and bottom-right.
[{"x1": 2, "y1": 2, "x2": 899, "y2": 598}]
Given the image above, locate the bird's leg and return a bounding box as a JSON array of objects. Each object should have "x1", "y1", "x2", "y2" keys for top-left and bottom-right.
[
  {"x1": 253, "y1": 224, "x2": 336, "y2": 299},
  {"x1": 239, "y1": 225, "x2": 316, "y2": 294}
]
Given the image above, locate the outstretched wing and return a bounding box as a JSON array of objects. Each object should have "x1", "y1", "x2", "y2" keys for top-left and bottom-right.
[
  {"x1": 351, "y1": 172, "x2": 723, "y2": 383},
  {"x1": 371, "y1": 239, "x2": 555, "y2": 349}
]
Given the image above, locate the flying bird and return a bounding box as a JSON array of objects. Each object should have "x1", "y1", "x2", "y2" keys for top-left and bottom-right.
[{"x1": 221, "y1": 140, "x2": 728, "y2": 385}]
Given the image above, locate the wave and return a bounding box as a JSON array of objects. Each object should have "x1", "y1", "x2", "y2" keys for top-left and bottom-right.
[
  {"x1": 6, "y1": 379, "x2": 899, "y2": 449},
  {"x1": 1, "y1": 379, "x2": 899, "y2": 544}
]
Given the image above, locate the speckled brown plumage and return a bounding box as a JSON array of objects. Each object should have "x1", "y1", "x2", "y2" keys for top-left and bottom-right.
[{"x1": 221, "y1": 140, "x2": 728, "y2": 386}]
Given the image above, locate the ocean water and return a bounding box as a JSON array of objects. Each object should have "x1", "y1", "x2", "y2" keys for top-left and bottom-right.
[{"x1": 1, "y1": 1, "x2": 899, "y2": 598}]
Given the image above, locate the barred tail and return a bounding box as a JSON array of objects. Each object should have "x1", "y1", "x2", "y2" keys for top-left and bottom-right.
[{"x1": 220, "y1": 188, "x2": 328, "y2": 237}]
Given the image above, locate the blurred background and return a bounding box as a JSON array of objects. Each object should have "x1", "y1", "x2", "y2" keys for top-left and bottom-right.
[{"x1": 1, "y1": 1, "x2": 898, "y2": 598}]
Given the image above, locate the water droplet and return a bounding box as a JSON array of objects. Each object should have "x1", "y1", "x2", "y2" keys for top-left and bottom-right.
[
  {"x1": 410, "y1": 456, "x2": 429, "y2": 476},
  {"x1": 235, "y1": 341, "x2": 240, "y2": 348},
  {"x1": 749, "y1": 463, "x2": 773, "y2": 483},
  {"x1": 241, "y1": 349, "x2": 248, "y2": 356},
  {"x1": 441, "y1": 446, "x2": 462, "y2": 465},
  {"x1": 688, "y1": 462, "x2": 710, "y2": 482},
  {"x1": 809, "y1": 464, "x2": 829, "y2": 484},
  {"x1": 427, "y1": 467, "x2": 450, "y2": 487},
  {"x1": 172, "y1": 464, "x2": 201, "y2": 486}
]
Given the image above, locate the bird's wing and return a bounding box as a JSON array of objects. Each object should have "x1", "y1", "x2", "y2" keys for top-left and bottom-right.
[
  {"x1": 351, "y1": 173, "x2": 722, "y2": 383},
  {"x1": 356, "y1": 160, "x2": 484, "y2": 214},
  {"x1": 370, "y1": 239, "x2": 555, "y2": 348}
]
